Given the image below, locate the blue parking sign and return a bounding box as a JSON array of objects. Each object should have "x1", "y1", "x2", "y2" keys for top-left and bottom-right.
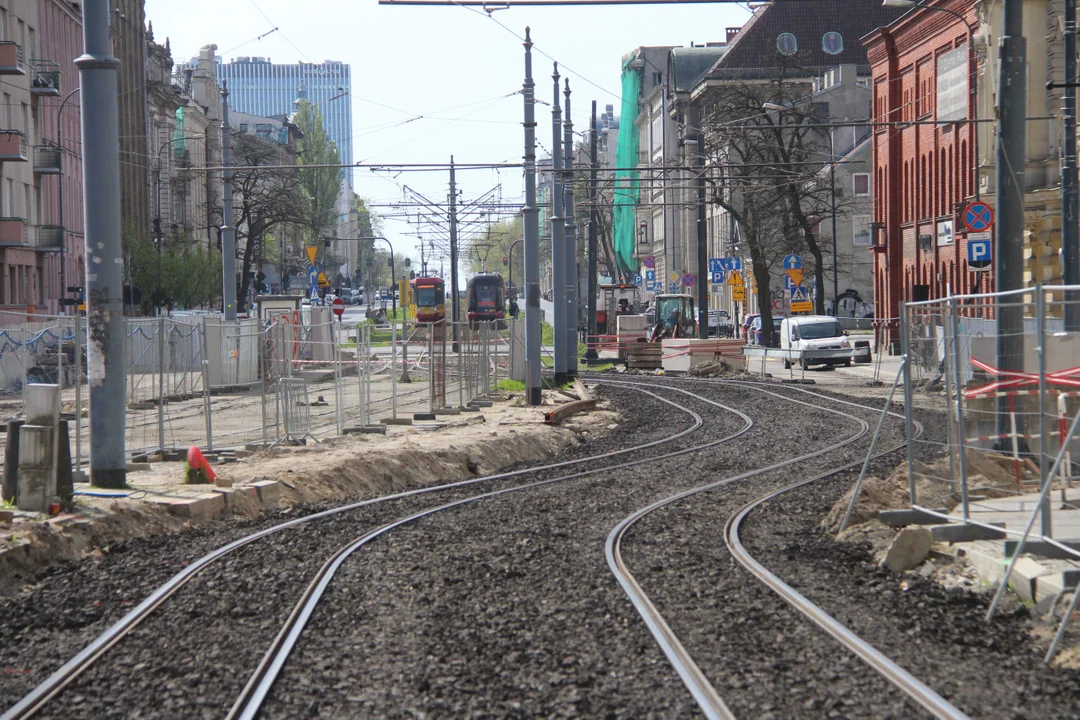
[
  {"x1": 967, "y1": 234, "x2": 992, "y2": 269},
  {"x1": 633, "y1": 273, "x2": 643, "y2": 287},
  {"x1": 711, "y1": 271, "x2": 725, "y2": 284}
]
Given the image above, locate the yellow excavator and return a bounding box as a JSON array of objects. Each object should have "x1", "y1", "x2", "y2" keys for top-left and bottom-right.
[{"x1": 647, "y1": 294, "x2": 697, "y2": 342}]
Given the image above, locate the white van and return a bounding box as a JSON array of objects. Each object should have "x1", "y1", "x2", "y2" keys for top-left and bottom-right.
[{"x1": 779, "y1": 315, "x2": 852, "y2": 369}]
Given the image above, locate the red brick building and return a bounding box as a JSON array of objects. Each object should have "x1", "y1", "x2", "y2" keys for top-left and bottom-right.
[{"x1": 865, "y1": 0, "x2": 980, "y2": 348}]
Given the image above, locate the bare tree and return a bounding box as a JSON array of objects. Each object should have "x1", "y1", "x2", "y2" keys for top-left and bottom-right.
[
  {"x1": 230, "y1": 132, "x2": 306, "y2": 312},
  {"x1": 698, "y1": 64, "x2": 861, "y2": 343}
]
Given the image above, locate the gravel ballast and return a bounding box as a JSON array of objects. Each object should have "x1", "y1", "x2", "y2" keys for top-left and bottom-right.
[{"x1": 5, "y1": 376, "x2": 1072, "y2": 719}]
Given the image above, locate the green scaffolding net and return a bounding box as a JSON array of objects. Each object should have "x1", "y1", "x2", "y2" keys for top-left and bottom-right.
[{"x1": 612, "y1": 59, "x2": 641, "y2": 278}]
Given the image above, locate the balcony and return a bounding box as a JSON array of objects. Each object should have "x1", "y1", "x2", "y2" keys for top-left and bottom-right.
[
  {"x1": 34, "y1": 225, "x2": 64, "y2": 251},
  {"x1": 0, "y1": 131, "x2": 27, "y2": 162},
  {"x1": 29, "y1": 60, "x2": 60, "y2": 96},
  {"x1": 33, "y1": 145, "x2": 61, "y2": 174},
  {"x1": 0, "y1": 218, "x2": 27, "y2": 246},
  {"x1": 0, "y1": 42, "x2": 25, "y2": 76}
]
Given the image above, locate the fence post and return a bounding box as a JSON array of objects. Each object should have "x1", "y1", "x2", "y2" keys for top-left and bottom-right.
[
  {"x1": 157, "y1": 317, "x2": 166, "y2": 455},
  {"x1": 74, "y1": 315, "x2": 82, "y2": 473},
  {"x1": 1036, "y1": 283, "x2": 1052, "y2": 536},
  {"x1": 260, "y1": 324, "x2": 269, "y2": 448},
  {"x1": 949, "y1": 296, "x2": 970, "y2": 521},
  {"x1": 391, "y1": 314, "x2": 398, "y2": 419},
  {"x1": 428, "y1": 323, "x2": 435, "y2": 413},
  {"x1": 457, "y1": 322, "x2": 464, "y2": 408},
  {"x1": 900, "y1": 302, "x2": 917, "y2": 506},
  {"x1": 200, "y1": 317, "x2": 213, "y2": 451},
  {"x1": 493, "y1": 321, "x2": 499, "y2": 393},
  {"x1": 334, "y1": 320, "x2": 344, "y2": 435}
]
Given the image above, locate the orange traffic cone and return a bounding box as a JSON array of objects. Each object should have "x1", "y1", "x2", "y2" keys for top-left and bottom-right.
[{"x1": 185, "y1": 445, "x2": 217, "y2": 485}]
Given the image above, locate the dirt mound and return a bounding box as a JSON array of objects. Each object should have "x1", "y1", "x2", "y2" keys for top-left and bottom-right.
[{"x1": 824, "y1": 448, "x2": 1024, "y2": 533}]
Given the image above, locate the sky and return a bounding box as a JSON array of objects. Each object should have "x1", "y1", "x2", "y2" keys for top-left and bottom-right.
[{"x1": 144, "y1": 0, "x2": 752, "y2": 269}]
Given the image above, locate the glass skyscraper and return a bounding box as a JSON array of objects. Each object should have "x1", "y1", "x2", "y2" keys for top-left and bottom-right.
[{"x1": 214, "y1": 57, "x2": 353, "y2": 183}]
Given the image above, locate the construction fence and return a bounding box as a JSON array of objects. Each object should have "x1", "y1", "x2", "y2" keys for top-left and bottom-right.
[
  {"x1": 0, "y1": 309, "x2": 510, "y2": 475},
  {"x1": 841, "y1": 285, "x2": 1080, "y2": 664}
]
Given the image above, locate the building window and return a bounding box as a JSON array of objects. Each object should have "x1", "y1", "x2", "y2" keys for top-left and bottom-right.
[
  {"x1": 653, "y1": 72, "x2": 663, "y2": 86},
  {"x1": 853, "y1": 216, "x2": 872, "y2": 247},
  {"x1": 853, "y1": 173, "x2": 870, "y2": 196},
  {"x1": 776, "y1": 33, "x2": 798, "y2": 55},
  {"x1": 822, "y1": 32, "x2": 843, "y2": 55}
]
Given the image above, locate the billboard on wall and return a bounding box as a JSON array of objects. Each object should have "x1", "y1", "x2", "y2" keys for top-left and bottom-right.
[{"x1": 937, "y1": 44, "x2": 968, "y2": 122}]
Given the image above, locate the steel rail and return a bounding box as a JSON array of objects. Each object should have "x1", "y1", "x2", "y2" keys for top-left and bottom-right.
[
  {"x1": 1, "y1": 386, "x2": 706, "y2": 720},
  {"x1": 606, "y1": 375, "x2": 961, "y2": 719},
  {"x1": 725, "y1": 482, "x2": 968, "y2": 720},
  {"x1": 227, "y1": 385, "x2": 755, "y2": 720},
  {"x1": 605, "y1": 382, "x2": 871, "y2": 720}
]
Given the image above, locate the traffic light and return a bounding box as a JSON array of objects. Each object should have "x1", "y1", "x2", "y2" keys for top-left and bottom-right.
[{"x1": 502, "y1": 257, "x2": 508, "y2": 266}]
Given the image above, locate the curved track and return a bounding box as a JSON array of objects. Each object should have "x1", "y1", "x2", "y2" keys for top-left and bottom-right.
[
  {"x1": 1, "y1": 384, "x2": 719, "y2": 720},
  {"x1": 6, "y1": 376, "x2": 970, "y2": 720}
]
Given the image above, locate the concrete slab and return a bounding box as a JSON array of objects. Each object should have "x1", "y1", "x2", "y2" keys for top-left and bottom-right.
[
  {"x1": 1010, "y1": 557, "x2": 1050, "y2": 603},
  {"x1": 380, "y1": 417, "x2": 413, "y2": 426},
  {"x1": 251, "y1": 480, "x2": 282, "y2": 508},
  {"x1": 213, "y1": 485, "x2": 259, "y2": 514},
  {"x1": 879, "y1": 508, "x2": 951, "y2": 526},
  {"x1": 931, "y1": 523, "x2": 1006, "y2": 543}
]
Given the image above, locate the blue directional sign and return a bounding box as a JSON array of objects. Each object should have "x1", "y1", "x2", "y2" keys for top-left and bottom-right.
[
  {"x1": 967, "y1": 235, "x2": 992, "y2": 270},
  {"x1": 645, "y1": 269, "x2": 656, "y2": 282},
  {"x1": 783, "y1": 254, "x2": 803, "y2": 270},
  {"x1": 727, "y1": 257, "x2": 742, "y2": 272},
  {"x1": 709, "y1": 258, "x2": 724, "y2": 274},
  {"x1": 307, "y1": 266, "x2": 319, "y2": 288},
  {"x1": 964, "y1": 201, "x2": 994, "y2": 232}
]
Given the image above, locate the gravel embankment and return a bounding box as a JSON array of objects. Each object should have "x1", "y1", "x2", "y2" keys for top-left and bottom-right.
[
  {"x1": 740, "y1": 457, "x2": 1080, "y2": 718},
  {"x1": 1, "y1": 385, "x2": 701, "y2": 718},
  {"x1": 257, "y1": 380, "x2": 886, "y2": 718}
]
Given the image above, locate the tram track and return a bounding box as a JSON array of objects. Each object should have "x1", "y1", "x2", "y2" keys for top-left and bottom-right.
[
  {"x1": 601, "y1": 376, "x2": 969, "y2": 719},
  {"x1": 5, "y1": 375, "x2": 992, "y2": 719},
  {"x1": 1, "y1": 383, "x2": 728, "y2": 719},
  {"x1": 240, "y1": 379, "x2": 922, "y2": 718}
]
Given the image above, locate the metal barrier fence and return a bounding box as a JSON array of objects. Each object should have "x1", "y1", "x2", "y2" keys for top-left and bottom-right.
[
  {"x1": 841, "y1": 285, "x2": 1080, "y2": 663},
  {"x1": 0, "y1": 311, "x2": 509, "y2": 477}
]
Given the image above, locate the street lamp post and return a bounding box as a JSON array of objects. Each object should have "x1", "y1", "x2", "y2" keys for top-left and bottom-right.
[{"x1": 56, "y1": 87, "x2": 80, "y2": 314}]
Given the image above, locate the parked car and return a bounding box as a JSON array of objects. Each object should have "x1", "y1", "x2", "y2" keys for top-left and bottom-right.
[
  {"x1": 742, "y1": 313, "x2": 759, "y2": 340},
  {"x1": 779, "y1": 315, "x2": 852, "y2": 369},
  {"x1": 708, "y1": 310, "x2": 734, "y2": 338},
  {"x1": 748, "y1": 316, "x2": 783, "y2": 347}
]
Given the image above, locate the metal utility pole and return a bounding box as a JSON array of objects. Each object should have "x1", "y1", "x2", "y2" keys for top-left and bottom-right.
[
  {"x1": 585, "y1": 101, "x2": 599, "y2": 361},
  {"x1": 1063, "y1": 0, "x2": 1080, "y2": 330},
  {"x1": 77, "y1": 0, "x2": 125, "y2": 488},
  {"x1": 550, "y1": 63, "x2": 568, "y2": 385},
  {"x1": 523, "y1": 28, "x2": 542, "y2": 405},
  {"x1": 449, "y1": 157, "x2": 461, "y2": 351},
  {"x1": 693, "y1": 135, "x2": 708, "y2": 338},
  {"x1": 221, "y1": 81, "x2": 237, "y2": 320},
  {"x1": 995, "y1": 0, "x2": 1026, "y2": 437},
  {"x1": 56, "y1": 86, "x2": 80, "y2": 314},
  {"x1": 563, "y1": 79, "x2": 578, "y2": 377}
]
